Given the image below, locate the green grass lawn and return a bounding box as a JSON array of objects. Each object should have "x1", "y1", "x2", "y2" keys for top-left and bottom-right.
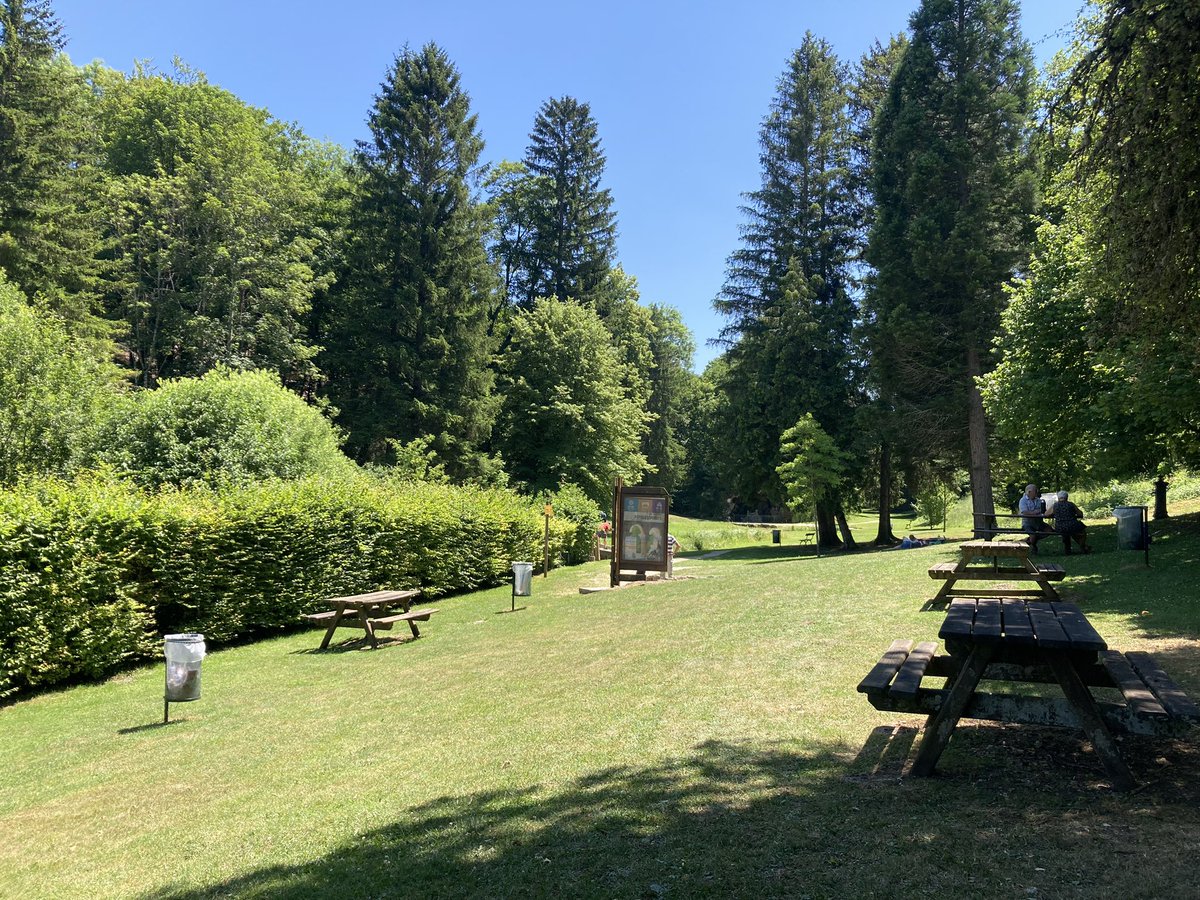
[{"x1": 3, "y1": 509, "x2": 1199, "y2": 898}]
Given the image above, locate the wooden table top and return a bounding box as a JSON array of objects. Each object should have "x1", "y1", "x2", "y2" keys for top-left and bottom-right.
[
  {"x1": 958, "y1": 539, "x2": 1031, "y2": 557},
  {"x1": 939, "y1": 598, "x2": 1105, "y2": 652},
  {"x1": 324, "y1": 589, "x2": 420, "y2": 608}
]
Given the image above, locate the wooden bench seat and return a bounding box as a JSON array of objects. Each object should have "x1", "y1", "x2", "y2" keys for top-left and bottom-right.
[
  {"x1": 367, "y1": 608, "x2": 439, "y2": 628},
  {"x1": 301, "y1": 610, "x2": 339, "y2": 624},
  {"x1": 927, "y1": 563, "x2": 1064, "y2": 581}
]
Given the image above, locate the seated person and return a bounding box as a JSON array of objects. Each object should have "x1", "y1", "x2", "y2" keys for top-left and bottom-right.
[
  {"x1": 1052, "y1": 490, "x2": 1092, "y2": 554},
  {"x1": 1018, "y1": 483, "x2": 1052, "y2": 550}
]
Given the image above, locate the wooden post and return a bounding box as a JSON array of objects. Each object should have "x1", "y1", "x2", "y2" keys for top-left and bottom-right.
[{"x1": 543, "y1": 506, "x2": 550, "y2": 578}]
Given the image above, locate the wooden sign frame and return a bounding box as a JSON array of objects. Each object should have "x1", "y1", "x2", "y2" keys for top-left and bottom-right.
[{"x1": 610, "y1": 478, "x2": 670, "y2": 587}]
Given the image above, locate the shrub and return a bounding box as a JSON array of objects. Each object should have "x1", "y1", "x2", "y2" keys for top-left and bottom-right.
[
  {"x1": 0, "y1": 471, "x2": 582, "y2": 697},
  {"x1": 87, "y1": 368, "x2": 353, "y2": 488},
  {"x1": 0, "y1": 277, "x2": 120, "y2": 485},
  {"x1": 546, "y1": 483, "x2": 602, "y2": 564}
]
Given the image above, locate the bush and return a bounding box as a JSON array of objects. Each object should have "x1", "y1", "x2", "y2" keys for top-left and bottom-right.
[
  {"x1": 0, "y1": 472, "x2": 582, "y2": 698},
  {"x1": 0, "y1": 277, "x2": 120, "y2": 485},
  {"x1": 546, "y1": 483, "x2": 602, "y2": 564},
  {"x1": 87, "y1": 368, "x2": 353, "y2": 488}
]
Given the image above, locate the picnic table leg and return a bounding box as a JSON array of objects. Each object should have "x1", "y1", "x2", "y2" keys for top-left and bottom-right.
[
  {"x1": 911, "y1": 644, "x2": 995, "y2": 777},
  {"x1": 363, "y1": 614, "x2": 379, "y2": 649},
  {"x1": 1045, "y1": 654, "x2": 1135, "y2": 790},
  {"x1": 319, "y1": 607, "x2": 346, "y2": 650}
]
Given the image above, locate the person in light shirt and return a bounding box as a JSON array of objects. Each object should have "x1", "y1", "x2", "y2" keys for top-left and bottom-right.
[{"x1": 1018, "y1": 483, "x2": 1051, "y2": 552}]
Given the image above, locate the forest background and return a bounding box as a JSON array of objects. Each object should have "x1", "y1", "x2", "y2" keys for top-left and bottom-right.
[{"x1": 1, "y1": 0, "x2": 1197, "y2": 559}]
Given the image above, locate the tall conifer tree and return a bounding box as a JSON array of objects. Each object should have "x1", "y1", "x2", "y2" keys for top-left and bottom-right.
[
  {"x1": 522, "y1": 96, "x2": 616, "y2": 305},
  {"x1": 325, "y1": 43, "x2": 496, "y2": 475},
  {"x1": 0, "y1": 0, "x2": 101, "y2": 328},
  {"x1": 714, "y1": 34, "x2": 860, "y2": 542},
  {"x1": 866, "y1": 0, "x2": 1035, "y2": 526}
]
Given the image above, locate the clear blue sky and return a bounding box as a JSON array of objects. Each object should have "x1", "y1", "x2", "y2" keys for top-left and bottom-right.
[{"x1": 57, "y1": 0, "x2": 1083, "y2": 371}]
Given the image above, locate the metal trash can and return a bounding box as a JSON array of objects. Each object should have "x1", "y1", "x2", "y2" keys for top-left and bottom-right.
[
  {"x1": 164, "y1": 633, "x2": 206, "y2": 702},
  {"x1": 772, "y1": 529, "x2": 781, "y2": 544},
  {"x1": 1113, "y1": 506, "x2": 1148, "y2": 550},
  {"x1": 511, "y1": 561, "x2": 533, "y2": 597}
]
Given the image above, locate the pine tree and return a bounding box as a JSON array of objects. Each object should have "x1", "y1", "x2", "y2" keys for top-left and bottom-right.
[
  {"x1": 713, "y1": 35, "x2": 861, "y2": 542},
  {"x1": 0, "y1": 0, "x2": 102, "y2": 329},
  {"x1": 324, "y1": 43, "x2": 496, "y2": 476},
  {"x1": 866, "y1": 0, "x2": 1036, "y2": 527},
  {"x1": 522, "y1": 96, "x2": 617, "y2": 305}
]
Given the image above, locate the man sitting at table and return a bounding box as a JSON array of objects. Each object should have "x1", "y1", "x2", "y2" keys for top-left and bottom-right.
[{"x1": 1019, "y1": 483, "x2": 1052, "y2": 552}]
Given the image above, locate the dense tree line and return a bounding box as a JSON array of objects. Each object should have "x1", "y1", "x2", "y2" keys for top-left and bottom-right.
[
  {"x1": 2, "y1": 0, "x2": 1196, "y2": 528},
  {"x1": 0, "y1": 1, "x2": 698, "y2": 506}
]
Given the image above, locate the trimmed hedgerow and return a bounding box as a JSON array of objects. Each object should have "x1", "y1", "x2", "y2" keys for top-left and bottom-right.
[{"x1": 0, "y1": 473, "x2": 587, "y2": 698}]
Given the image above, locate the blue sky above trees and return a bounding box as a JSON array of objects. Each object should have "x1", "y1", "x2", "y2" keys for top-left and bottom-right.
[{"x1": 57, "y1": 0, "x2": 1081, "y2": 370}]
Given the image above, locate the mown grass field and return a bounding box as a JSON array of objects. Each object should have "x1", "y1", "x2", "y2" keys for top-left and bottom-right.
[{"x1": 2, "y1": 508, "x2": 1199, "y2": 898}]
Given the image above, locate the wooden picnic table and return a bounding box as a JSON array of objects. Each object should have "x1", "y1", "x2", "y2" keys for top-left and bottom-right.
[
  {"x1": 302, "y1": 589, "x2": 437, "y2": 650},
  {"x1": 859, "y1": 598, "x2": 1200, "y2": 789},
  {"x1": 928, "y1": 538, "x2": 1064, "y2": 602}
]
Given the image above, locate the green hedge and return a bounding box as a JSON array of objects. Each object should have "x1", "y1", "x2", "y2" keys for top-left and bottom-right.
[{"x1": 0, "y1": 473, "x2": 586, "y2": 698}]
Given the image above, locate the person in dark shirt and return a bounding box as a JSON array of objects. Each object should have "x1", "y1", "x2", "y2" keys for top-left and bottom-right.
[{"x1": 1053, "y1": 490, "x2": 1092, "y2": 554}]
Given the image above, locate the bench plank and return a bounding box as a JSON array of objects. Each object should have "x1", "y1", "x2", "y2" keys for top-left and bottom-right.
[
  {"x1": 369, "y1": 608, "x2": 439, "y2": 624},
  {"x1": 1027, "y1": 604, "x2": 1071, "y2": 649},
  {"x1": 302, "y1": 611, "x2": 338, "y2": 623},
  {"x1": 1099, "y1": 651, "x2": 1168, "y2": 719},
  {"x1": 928, "y1": 562, "x2": 959, "y2": 578},
  {"x1": 1051, "y1": 603, "x2": 1106, "y2": 651},
  {"x1": 1126, "y1": 652, "x2": 1200, "y2": 721},
  {"x1": 938, "y1": 599, "x2": 977, "y2": 641},
  {"x1": 890, "y1": 641, "x2": 939, "y2": 699},
  {"x1": 999, "y1": 599, "x2": 1036, "y2": 645},
  {"x1": 857, "y1": 639, "x2": 913, "y2": 694},
  {"x1": 973, "y1": 599, "x2": 1003, "y2": 643}
]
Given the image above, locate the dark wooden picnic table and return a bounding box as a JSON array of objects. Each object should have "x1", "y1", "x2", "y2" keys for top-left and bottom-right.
[
  {"x1": 859, "y1": 598, "x2": 1200, "y2": 789},
  {"x1": 928, "y1": 539, "x2": 1064, "y2": 602}
]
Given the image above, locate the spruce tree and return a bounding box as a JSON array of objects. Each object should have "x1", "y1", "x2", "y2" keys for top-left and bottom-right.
[
  {"x1": 325, "y1": 43, "x2": 496, "y2": 476},
  {"x1": 522, "y1": 96, "x2": 617, "y2": 305},
  {"x1": 0, "y1": 0, "x2": 101, "y2": 328},
  {"x1": 714, "y1": 35, "x2": 861, "y2": 543},
  {"x1": 866, "y1": 0, "x2": 1035, "y2": 527}
]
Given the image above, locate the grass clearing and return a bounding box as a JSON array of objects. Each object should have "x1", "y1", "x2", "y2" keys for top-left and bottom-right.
[{"x1": 2, "y1": 507, "x2": 1199, "y2": 898}]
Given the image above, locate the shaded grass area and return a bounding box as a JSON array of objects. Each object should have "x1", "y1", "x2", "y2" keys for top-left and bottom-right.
[{"x1": 1, "y1": 510, "x2": 1198, "y2": 898}]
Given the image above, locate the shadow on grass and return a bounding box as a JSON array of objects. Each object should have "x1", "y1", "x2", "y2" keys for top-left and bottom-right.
[{"x1": 144, "y1": 733, "x2": 1200, "y2": 900}]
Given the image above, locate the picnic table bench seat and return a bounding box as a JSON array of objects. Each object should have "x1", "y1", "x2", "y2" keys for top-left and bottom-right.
[
  {"x1": 301, "y1": 610, "x2": 339, "y2": 624},
  {"x1": 366, "y1": 608, "x2": 439, "y2": 628},
  {"x1": 928, "y1": 562, "x2": 1065, "y2": 581}
]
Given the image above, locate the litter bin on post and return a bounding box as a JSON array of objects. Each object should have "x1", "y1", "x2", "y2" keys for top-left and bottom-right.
[
  {"x1": 772, "y1": 529, "x2": 781, "y2": 545},
  {"x1": 164, "y1": 633, "x2": 205, "y2": 723},
  {"x1": 509, "y1": 561, "x2": 533, "y2": 612}
]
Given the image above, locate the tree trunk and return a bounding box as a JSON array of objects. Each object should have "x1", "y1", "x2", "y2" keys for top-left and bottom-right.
[
  {"x1": 1154, "y1": 476, "x2": 1169, "y2": 520},
  {"x1": 966, "y1": 347, "x2": 995, "y2": 537},
  {"x1": 816, "y1": 501, "x2": 840, "y2": 550},
  {"x1": 874, "y1": 441, "x2": 898, "y2": 545},
  {"x1": 835, "y1": 506, "x2": 857, "y2": 550}
]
